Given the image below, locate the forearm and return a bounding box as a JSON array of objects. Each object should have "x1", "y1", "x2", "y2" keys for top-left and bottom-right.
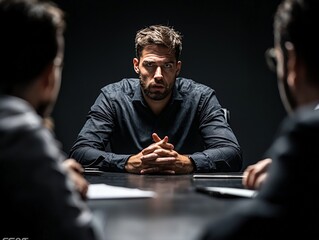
[
  {"x1": 190, "y1": 146, "x2": 242, "y2": 172},
  {"x1": 69, "y1": 146, "x2": 130, "y2": 172}
]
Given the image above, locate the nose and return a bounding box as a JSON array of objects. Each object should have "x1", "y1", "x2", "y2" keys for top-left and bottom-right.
[{"x1": 154, "y1": 66, "x2": 163, "y2": 80}]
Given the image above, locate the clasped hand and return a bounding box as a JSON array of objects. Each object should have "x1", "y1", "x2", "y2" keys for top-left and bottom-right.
[{"x1": 125, "y1": 133, "x2": 194, "y2": 174}]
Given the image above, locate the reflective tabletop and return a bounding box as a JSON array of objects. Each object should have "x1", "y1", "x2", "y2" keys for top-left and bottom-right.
[{"x1": 86, "y1": 172, "x2": 244, "y2": 240}]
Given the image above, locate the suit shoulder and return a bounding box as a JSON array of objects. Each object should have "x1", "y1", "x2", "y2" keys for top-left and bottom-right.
[
  {"x1": 290, "y1": 106, "x2": 319, "y2": 128},
  {"x1": 0, "y1": 96, "x2": 42, "y2": 134},
  {"x1": 277, "y1": 106, "x2": 319, "y2": 142}
]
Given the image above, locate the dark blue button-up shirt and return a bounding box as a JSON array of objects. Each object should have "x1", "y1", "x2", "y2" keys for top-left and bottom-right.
[{"x1": 69, "y1": 77, "x2": 242, "y2": 172}]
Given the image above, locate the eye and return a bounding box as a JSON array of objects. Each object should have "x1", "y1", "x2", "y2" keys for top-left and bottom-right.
[
  {"x1": 164, "y1": 63, "x2": 173, "y2": 69},
  {"x1": 145, "y1": 62, "x2": 154, "y2": 67}
]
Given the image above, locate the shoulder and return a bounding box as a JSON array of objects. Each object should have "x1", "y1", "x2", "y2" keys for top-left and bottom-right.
[
  {"x1": 100, "y1": 78, "x2": 139, "y2": 97},
  {"x1": 0, "y1": 95, "x2": 42, "y2": 134},
  {"x1": 281, "y1": 104, "x2": 319, "y2": 133},
  {"x1": 269, "y1": 105, "x2": 319, "y2": 158},
  {"x1": 0, "y1": 95, "x2": 63, "y2": 163},
  {"x1": 175, "y1": 77, "x2": 215, "y2": 95}
]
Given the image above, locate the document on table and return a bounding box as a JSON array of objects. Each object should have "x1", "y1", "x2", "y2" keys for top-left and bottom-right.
[{"x1": 87, "y1": 183, "x2": 157, "y2": 199}]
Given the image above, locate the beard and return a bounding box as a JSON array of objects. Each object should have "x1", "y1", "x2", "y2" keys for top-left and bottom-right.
[{"x1": 140, "y1": 76, "x2": 173, "y2": 101}]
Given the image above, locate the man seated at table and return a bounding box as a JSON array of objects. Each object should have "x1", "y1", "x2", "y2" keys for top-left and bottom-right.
[{"x1": 69, "y1": 24, "x2": 242, "y2": 175}]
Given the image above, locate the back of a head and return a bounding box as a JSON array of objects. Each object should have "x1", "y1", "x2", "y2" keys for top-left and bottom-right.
[
  {"x1": 274, "y1": 0, "x2": 319, "y2": 82},
  {"x1": 0, "y1": 0, "x2": 65, "y2": 95},
  {"x1": 135, "y1": 24, "x2": 183, "y2": 61}
]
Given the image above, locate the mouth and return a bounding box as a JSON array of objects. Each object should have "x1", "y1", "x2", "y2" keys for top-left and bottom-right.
[{"x1": 150, "y1": 84, "x2": 166, "y2": 91}]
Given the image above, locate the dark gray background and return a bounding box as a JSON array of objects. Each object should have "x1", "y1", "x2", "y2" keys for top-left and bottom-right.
[{"x1": 52, "y1": 0, "x2": 285, "y2": 170}]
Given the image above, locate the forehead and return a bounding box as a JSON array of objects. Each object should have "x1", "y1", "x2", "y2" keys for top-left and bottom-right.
[{"x1": 140, "y1": 45, "x2": 176, "y2": 62}]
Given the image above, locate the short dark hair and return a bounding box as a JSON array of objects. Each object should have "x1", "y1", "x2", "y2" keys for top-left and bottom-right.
[
  {"x1": 274, "y1": 0, "x2": 319, "y2": 80},
  {"x1": 135, "y1": 24, "x2": 183, "y2": 61},
  {"x1": 0, "y1": 0, "x2": 65, "y2": 94}
]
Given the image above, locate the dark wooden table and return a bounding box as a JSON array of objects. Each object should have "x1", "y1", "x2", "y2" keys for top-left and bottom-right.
[{"x1": 85, "y1": 172, "x2": 244, "y2": 240}]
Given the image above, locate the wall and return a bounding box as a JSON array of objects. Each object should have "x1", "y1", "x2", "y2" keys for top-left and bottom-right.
[{"x1": 52, "y1": 0, "x2": 285, "y2": 169}]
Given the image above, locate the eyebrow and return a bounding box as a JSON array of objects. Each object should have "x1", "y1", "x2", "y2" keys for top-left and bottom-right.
[{"x1": 142, "y1": 60, "x2": 175, "y2": 64}]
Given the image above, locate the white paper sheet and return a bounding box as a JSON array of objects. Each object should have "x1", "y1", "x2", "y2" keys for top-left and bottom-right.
[{"x1": 87, "y1": 183, "x2": 157, "y2": 199}]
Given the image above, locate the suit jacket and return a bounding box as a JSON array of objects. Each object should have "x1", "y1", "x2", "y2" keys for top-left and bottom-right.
[
  {"x1": 0, "y1": 95, "x2": 98, "y2": 240},
  {"x1": 199, "y1": 103, "x2": 319, "y2": 239}
]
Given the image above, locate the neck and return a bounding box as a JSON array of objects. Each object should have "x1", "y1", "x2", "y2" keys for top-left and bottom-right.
[{"x1": 144, "y1": 94, "x2": 171, "y2": 115}]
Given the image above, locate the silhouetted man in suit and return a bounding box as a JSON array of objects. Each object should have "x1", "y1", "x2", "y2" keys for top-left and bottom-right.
[
  {"x1": 199, "y1": 0, "x2": 319, "y2": 239},
  {"x1": 0, "y1": 0, "x2": 103, "y2": 239}
]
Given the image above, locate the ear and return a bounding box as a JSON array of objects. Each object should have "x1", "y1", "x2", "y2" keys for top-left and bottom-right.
[
  {"x1": 176, "y1": 61, "x2": 182, "y2": 76},
  {"x1": 133, "y1": 58, "x2": 139, "y2": 74}
]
